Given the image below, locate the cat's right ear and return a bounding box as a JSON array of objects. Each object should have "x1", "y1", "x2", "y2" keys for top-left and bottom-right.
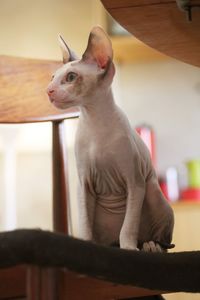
[
  {"x1": 58, "y1": 35, "x2": 78, "y2": 64},
  {"x1": 82, "y1": 26, "x2": 113, "y2": 69}
]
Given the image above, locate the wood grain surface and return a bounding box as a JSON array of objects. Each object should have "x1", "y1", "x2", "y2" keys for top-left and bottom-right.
[
  {"x1": 103, "y1": 0, "x2": 172, "y2": 8},
  {"x1": 60, "y1": 270, "x2": 162, "y2": 300},
  {"x1": 102, "y1": 0, "x2": 200, "y2": 67},
  {"x1": 0, "y1": 266, "x2": 26, "y2": 299},
  {"x1": 0, "y1": 55, "x2": 79, "y2": 123}
]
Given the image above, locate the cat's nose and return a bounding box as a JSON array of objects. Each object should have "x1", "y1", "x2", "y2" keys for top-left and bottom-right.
[{"x1": 47, "y1": 89, "x2": 55, "y2": 96}]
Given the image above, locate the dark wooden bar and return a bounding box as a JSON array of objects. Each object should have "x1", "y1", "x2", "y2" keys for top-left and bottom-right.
[
  {"x1": 0, "y1": 266, "x2": 26, "y2": 299},
  {"x1": 52, "y1": 120, "x2": 69, "y2": 234}
]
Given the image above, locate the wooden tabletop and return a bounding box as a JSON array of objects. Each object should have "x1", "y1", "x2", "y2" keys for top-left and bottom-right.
[
  {"x1": 0, "y1": 56, "x2": 79, "y2": 123},
  {"x1": 101, "y1": 0, "x2": 200, "y2": 68}
]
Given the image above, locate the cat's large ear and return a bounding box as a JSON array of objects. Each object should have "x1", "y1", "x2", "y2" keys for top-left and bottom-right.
[
  {"x1": 58, "y1": 35, "x2": 78, "y2": 64},
  {"x1": 82, "y1": 26, "x2": 113, "y2": 69}
]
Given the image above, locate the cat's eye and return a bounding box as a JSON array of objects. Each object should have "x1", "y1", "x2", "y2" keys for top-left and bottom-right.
[
  {"x1": 66, "y1": 72, "x2": 78, "y2": 83},
  {"x1": 51, "y1": 75, "x2": 55, "y2": 81}
]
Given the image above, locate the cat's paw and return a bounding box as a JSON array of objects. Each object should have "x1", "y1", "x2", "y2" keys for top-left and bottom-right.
[{"x1": 142, "y1": 241, "x2": 163, "y2": 253}]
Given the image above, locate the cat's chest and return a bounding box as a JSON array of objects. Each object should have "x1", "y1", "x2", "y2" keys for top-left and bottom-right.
[
  {"x1": 76, "y1": 122, "x2": 119, "y2": 162},
  {"x1": 76, "y1": 140, "x2": 113, "y2": 174},
  {"x1": 76, "y1": 131, "x2": 120, "y2": 171},
  {"x1": 76, "y1": 131, "x2": 127, "y2": 196}
]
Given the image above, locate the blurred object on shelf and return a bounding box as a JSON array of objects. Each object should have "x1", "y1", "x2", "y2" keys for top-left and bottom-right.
[
  {"x1": 166, "y1": 167, "x2": 179, "y2": 202},
  {"x1": 159, "y1": 167, "x2": 179, "y2": 202},
  {"x1": 186, "y1": 160, "x2": 200, "y2": 188},
  {"x1": 181, "y1": 159, "x2": 200, "y2": 201},
  {"x1": 159, "y1": 178, "x2": 168, "y2": 200},
  {"x1": 136, "y1": 124, "x2": 156, "y2": 167},
  {"x1": 181, "y1": 188, "x2": 200, "y2": 201}
]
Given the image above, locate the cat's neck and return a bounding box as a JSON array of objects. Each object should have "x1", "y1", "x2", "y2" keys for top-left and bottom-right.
[{"x1": 79, "y1": 88, "x2": 117, "y2": 122}]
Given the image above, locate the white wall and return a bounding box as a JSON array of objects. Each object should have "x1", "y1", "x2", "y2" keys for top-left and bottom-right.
[
  {"x1": 0, "y1": 123, "x2": 53, "y2": 230},
  {"x1": 115, "y1": 59, "x2": 200, "y2": 184}
]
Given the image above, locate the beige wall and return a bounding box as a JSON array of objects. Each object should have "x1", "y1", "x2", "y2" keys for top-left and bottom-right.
[{"x1": 0, "y1": 0, "x2": 105, "y2": 60}]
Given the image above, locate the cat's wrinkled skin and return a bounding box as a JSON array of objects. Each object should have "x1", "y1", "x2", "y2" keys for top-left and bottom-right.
[{"x1": 47, "y1": 26, "x2": 174, "y2": 251}]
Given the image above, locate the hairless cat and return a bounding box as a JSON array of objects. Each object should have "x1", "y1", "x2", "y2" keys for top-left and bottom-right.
[{"x1": 47, "y1": 26, "x2": 174, "y2": 252}]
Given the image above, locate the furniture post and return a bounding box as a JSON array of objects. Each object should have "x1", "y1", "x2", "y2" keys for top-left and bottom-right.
[
  {"x1": 27, "y1": 120, "x2": 70, "y2": 300},
  {"x1": 52, "y1": 120, "x2": 69, "y2": 234}
]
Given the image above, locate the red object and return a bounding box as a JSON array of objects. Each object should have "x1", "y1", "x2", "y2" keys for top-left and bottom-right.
[
  {"x1": 159, "y1": 180, "x2": 169, "y2": 200},
  {"x1": 136, "y1": 125, "x2": 156, "y2": 167},
  {"x1": 181, "y1": 188, "x2": 200, "y2": 201}
]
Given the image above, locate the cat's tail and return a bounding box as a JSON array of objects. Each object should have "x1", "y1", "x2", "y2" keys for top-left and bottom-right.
[{"x1": 0, "y1": 229, "x2": 199, "y2": 293}]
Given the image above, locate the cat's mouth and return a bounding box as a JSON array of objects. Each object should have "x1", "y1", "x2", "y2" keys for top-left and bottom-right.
[{"x1": 49, "y1": 97, "x2": 75, "y2": 109}]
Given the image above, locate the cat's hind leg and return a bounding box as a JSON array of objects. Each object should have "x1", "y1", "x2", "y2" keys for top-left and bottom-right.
[{"x1": 141, "y1": 177, "x2": 175, "y2": 249}]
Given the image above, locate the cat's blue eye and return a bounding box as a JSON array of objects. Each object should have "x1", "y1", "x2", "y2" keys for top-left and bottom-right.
[{"x1": 66, "y1": 72, "x2": 78, "y2": 82}]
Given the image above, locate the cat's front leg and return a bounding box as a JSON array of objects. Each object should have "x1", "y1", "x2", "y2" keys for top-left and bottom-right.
[
  {"x1": 77, "y1": 183, "x2": 96, "y2": 242},
  {"x1": 119, "y1": 185, "x2": 145, "y2": 250}
]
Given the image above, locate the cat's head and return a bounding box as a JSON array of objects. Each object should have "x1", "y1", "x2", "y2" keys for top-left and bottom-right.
[{"x1": 47, "y1": 26, "x2": 115, "y2": 109}]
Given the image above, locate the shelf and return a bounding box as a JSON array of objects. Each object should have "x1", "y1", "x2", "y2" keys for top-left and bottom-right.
[
  {"x1": 102, "y1": 0, "x2": 200, "y2": 67},
  {"x1": 171, "y1": 200, "x2": 200, "y2": 209}
]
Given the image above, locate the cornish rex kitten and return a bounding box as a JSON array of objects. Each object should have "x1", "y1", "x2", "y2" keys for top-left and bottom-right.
[{"x1": 47, "y1": 26, "x2": 174, "y2": 251}]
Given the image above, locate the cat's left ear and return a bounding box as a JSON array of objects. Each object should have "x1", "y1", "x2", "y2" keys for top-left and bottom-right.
[
  {"x1": 59, "y1": 35, "x2": 78, "y2": 64},
  {"x1": 82, "y1": 26, "x2": 113, "y2": 69}
]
